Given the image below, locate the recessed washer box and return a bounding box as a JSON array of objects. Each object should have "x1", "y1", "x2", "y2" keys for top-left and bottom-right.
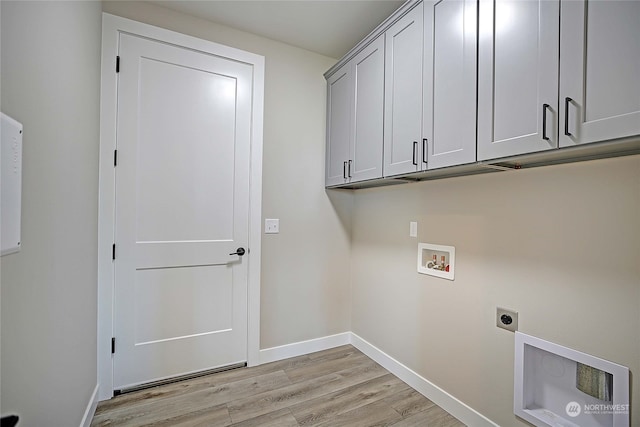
[
  {"x1": 417, "y1": 243, "x2": 455, "y2": 280},
  {"x1": 514, "y1": 332, "x2": 629, "y2": 427}
]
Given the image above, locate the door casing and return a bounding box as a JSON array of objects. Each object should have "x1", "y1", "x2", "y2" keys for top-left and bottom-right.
[{"x1": 97, "y1": 13, "x2": 265, "y2": 401}]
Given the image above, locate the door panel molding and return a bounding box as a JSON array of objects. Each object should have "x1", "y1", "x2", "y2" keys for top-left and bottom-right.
[{"x1": 98, "y1": 13, "x2": 264, "y2": 400}]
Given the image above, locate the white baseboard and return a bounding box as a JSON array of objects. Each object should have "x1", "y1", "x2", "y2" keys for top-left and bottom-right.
[
  {"x1": 259, "y1": 332, "x2": 351, "y2": 364},
  {"x1": 79, "y1": 384, "x2": 99, "y2": 427},
  {"x1": 350, "y1": 333, "x2": 498, "y2": 427}
]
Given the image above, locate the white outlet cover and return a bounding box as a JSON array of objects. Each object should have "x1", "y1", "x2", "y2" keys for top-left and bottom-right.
[{"x1": 265, "y1": 218, "x2": 279, "y2": 234}]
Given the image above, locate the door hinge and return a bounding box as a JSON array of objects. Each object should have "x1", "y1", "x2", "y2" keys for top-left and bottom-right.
[
  {"x1": 111, "y1": 337, "x2": 116, "y2": 354},
  {"x1": 116, "y1": 56, "x2": 120, "y2": 73},
  {"x1": 112, "y1": 243, "x2": 116, "y2": 260},
  {"x1": 114, "y1": 149, "x2": 118, "y2": 167}
]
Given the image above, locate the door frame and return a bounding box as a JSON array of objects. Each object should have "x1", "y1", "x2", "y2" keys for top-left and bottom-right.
[{"x1": 97, "y1": 13, "x2": 264, "y2": 401}]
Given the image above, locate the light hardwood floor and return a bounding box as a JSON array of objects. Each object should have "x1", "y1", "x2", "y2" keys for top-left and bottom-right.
[{"x1": 91, "y1": 345, "x2": 465, "y2": 426}]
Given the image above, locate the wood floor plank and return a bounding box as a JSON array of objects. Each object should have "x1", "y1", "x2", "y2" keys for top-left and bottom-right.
[
  {"x1": 390, "y1": 404, "x2": 465, "y2": 427},
  {"x1": 420, "y1": 404, "x2": 462, "y2": 425},
  {"x1": 142, "y1": 403, "x2": 231, "y2": 427},
  {"x1": 388, "y1": 411, "x2": 430, "y2": 427},
  {"x1": 312, "y1": 399, "x2": 403, "y2": 427},
  {"x1": 91, "y1": 392, "x2": 228, "y2": 427},
  {"x1": 331, "y1": 357, "x2": 388, "y2": 384},
  {"x1": 437, "y1": 414, "x2": 466, "y2": 427},
  {"x1": 96, "y1": 358, "x2": 308, "y2": 414},
  {"x1": 284, "y1": 347, "x2": 369, "y2": 383},
  {"x1": 228, "y1": 359, "x2": 387, "y2": 423},
  {"x1": 229, "y1": 408, "x2": 299, "y2": 427},
  {"x1": 92, "y1": 345, "x2": 467, "y2": 427},
  {"x1": 259, "y1": 353, "x2": 315, "y2": 372},
  {"x1": 290, "y1": 373, "x2": 409, "y2": 426},
  {"x1": 92, "y1": 371, "x2": 290, "y2": 426},
  {"x1": 306, "y1": 345, "x2": 355, "y2": 360},
  {"x1": 227, "y1": 372, "x2": 343, "y2": 423},
  {"x1": 382, "y1": 387, "x2": 436, "y2": 418}
]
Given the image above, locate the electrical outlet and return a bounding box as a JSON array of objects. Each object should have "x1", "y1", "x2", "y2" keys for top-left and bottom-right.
[
  {"x1": 496, "y1": 307, "x2": 518, "y2": 332},
  {"x1": 265, "y1": 218, "x2": 279, "y2": 234}
]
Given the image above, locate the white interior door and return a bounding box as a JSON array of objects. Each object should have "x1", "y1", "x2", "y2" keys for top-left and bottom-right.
[{"x1": 113, "y1": 33, "x2": 252, "y2": 390}]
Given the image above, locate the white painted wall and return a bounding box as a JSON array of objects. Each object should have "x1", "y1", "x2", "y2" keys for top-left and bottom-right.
[
  {"x1": 0, "y1": 1, "x2": 102, "y2": 425},
  {"x1": 351, "y1": 155, "x2": 640, "y2": 425},
  {"x1": 101, "y1": 1, "x2": 353, "y2": 349}
]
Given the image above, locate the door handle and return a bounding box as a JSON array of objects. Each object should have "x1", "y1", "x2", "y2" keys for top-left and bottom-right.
[
  {"x1": 229, "y1": 247, "x2": 246, "y2": 256},
  {"x1": 542, "y1": 103, "x2": 550, "y2": 141},
  {"x1": 348, "y1": 160, "x2": 352, "y2": 178},
  {"x1": 412, "y1": 141, "x2": 418, "y2": 166},
  {"x1": 564, "y1": 97, "x2": 572, "y2": 136},
  {"x1": 422, "y1": 138, "x2": 428, "y2": 164},
  {"x1": 343, "y1": 161, "x2": 347, "y2": 179}
]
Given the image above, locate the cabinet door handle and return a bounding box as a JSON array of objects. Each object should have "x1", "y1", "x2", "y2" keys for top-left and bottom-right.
[
  {"x1": 348, "y1": 160, "x2": 352, "y2": 178},
  {"x1": 542, "y1": 103, "x2": 550, "y2": 141},
  {"x1": 412, "y1": 141, "x2": 418, "y2": 166},
  {"x1": 564, "y1": 97, "x2": 572, "y2": 136},
  {"x1": 343, "y1": 161, "x2": 347, "y2": 179},
  {"x1": 422, "y1": 138, "x2": 428, "y2": 164}
]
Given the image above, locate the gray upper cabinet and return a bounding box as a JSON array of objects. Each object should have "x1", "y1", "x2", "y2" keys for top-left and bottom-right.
[
  {"x1": 423, "y1": 0, "x2": 477, "y2": 170},
  {"x1": 325, "y1": 0, "x2": 640, "y2": 189},
  {"x1": 477, "y1": 0, "x2": 560, "y2": 161},
  {"x1": 478, "y1": 0, "x2": 640, "y2": 161},
  {"x1": 559, "y1": 0, "x2": 640, "y2": 148},
  {"x1": 325, "y1": 64, "x2": 352, "y2": 187},
  {"x1": 325, "y1": 37, "x2": 385, "y2": 187},
  {"x1": 383, "y1": 3, "x2": 425, "y2": 177},
  {"x1": 351, "y1": 37, "x2": 385, "y2": 183}
]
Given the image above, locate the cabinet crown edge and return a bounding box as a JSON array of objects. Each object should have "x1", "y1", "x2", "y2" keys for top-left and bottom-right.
[{"x1": 324, "y1": 0, "x2": 420, "y2": 80}]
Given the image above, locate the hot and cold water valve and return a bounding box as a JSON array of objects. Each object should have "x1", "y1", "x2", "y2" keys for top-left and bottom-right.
[{"x1": 417, "y1": 243, "x2": 455, "y2": 280}]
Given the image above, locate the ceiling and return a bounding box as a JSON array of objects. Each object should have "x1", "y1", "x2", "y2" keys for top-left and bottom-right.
[{"x1": 149, "y1": 0, "x2": 405, "y2": 59}]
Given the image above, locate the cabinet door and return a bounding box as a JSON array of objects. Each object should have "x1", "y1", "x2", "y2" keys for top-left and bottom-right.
[
  {"x1": 477, "y1": 0, "x2": 559, "y2": 161},
  {"x1": 559, "y1": 1, "x2": 640, "y2": 147},
  {"x1": 350, "y1": 36, "x2": 385, "y2": 183},
  {"x1": 325, "y1": 65, "x2": 352, "y2": 187},
  {"x1": 383, "y1": 3, "x2": 424, "y2": 177},
  {"x1": 424, "y1": 0, "x2": 477, "y2": 170}
]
